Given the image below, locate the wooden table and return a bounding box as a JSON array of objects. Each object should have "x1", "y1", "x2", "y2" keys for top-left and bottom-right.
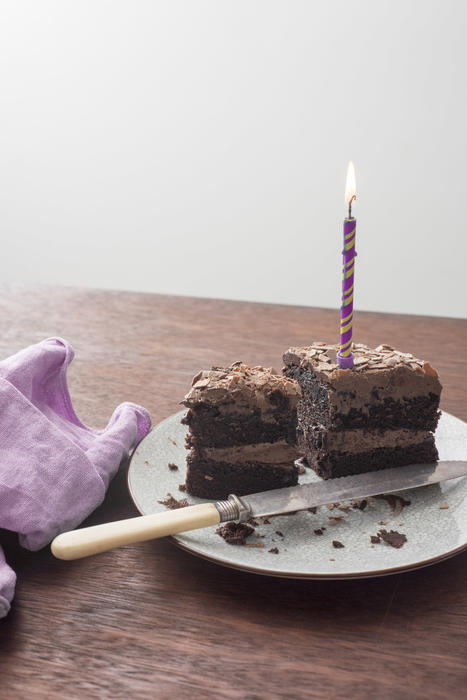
[{"x1": 0, "y1": 286, "x2": 466, "y2": 699}]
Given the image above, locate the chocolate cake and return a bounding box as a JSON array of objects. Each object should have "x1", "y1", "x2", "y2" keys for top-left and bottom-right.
[
  {"x1": 182, "y1": 362, "x2": 301, "y2": 498},
  {"x1": 283, "y1": 342, "x2": 442, "y2": 479}
]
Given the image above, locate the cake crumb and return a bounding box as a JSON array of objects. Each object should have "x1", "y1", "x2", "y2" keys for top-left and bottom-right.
[
  {"x1": 329, "y1": 558, "x2": 335, "y2": 561},
  {"x1": 440, "y1": 501, "x2": 449, "y2": 509},
  {"x1": 216, "y1": 521, "x2": 254, "y2": 545},
  {"x1": 262, "y1": 518, "x2": 271, "y2": 524},
  {"x1": 296, "y1": 457, "x2": 308, "y2": 474},
  {"x1": 168, "y1": 437, "x2": 177, "y2": 446},
  {"x1": 332, "y1": 540, "x2": 345, "y2": 549},
  {"x1": 268, "y1": 547, "x2": 279, "y2": 554},
  {"x1": 144, "y1": 460, "x2": 149, "y2": 466},
  {"x1": 370, "y1": 535, "x2": 381, "y2": 544},
  {"x1": 275, "y1": 531, "x2": 284, "y2": 537},
  {"x1": 350, "y1": 497, "x2": 372, "y2": 511},
  {"x1": 328, "y1": 515, "x2": 345, "y2": 526},
  {"x1": 178, "y1": 483, "x2": 187, "y2": 492},
  {"x1": 244, "y1": 542, "x2": 265, "y2": 548},
  {"x1": 378, "y1": 520, "x2": 387, "y2": 526},
  {"x1": 350, "y1": 498, "x2": 368, "y2": 511},
  {"x1": 314, "y1": 528, "x2": 325, "y2": 536},
  {"x1": 378, "y1": 529, "x2": 407, "y2": 549},
  {"x1": 168, "y1": 462, "x2": 179, "y2": 471},
  {"x1": 158, "y1": 493, "x2": 189, "y2": 510}
]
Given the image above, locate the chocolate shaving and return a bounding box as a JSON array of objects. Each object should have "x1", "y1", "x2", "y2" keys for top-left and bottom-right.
[
  {"x1": 314, "y1": 528, "x2": 325, "y2": 536},
  {"x1": 284, "y1": 342, "x2": 439, "y2": 378},
  {"x1": 378, "y1": 529, "x2": 407, "y2": 549},
  {"x1": 178, "y1": 483, "x2": 187, "y2": 492},
  {"x1": 332, "y1": 540, "x2": 345, "y2": 548},
  {"x1": 216, "y1": 521, "x2": 254, "y2": 545},
  {"x1": 268, "y1": 547, "x2": 279, "y2": 554},
  {"x1": 370, "y1": 535, "x2": 381, "y2": 544},
  {"x1": 158, "y1": 493, "x2": 189, "y2": 510},
  {"x1": 168, "y1": 462, "x2": 179, "y2": 471}
]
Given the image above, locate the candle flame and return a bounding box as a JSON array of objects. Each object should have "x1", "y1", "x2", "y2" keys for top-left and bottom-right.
[{"x1": 345, "y1": 160, "x2": 357, "y2": 204}]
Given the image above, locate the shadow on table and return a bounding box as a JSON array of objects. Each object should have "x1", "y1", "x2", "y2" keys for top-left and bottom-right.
[{"x1": 1, "y1": 463, "x2": 465, "y2": 644}]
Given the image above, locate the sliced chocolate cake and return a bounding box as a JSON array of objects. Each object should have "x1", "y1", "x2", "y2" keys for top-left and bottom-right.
[
  {"x1": 182, "y1": 362, "x2": 301, "y2": 498},
  {"x1": 283, "y1": 342, "x2": 442, "y2": 479}
]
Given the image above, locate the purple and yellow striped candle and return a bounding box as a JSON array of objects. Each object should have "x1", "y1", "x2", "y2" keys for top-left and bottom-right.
[{"x1": 337, "y1": 161, "x2": 357, "y2": 369}]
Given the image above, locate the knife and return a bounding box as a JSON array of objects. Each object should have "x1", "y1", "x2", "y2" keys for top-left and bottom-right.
[{"x1": 51, "y1": 460, "x2": 467, "y2": 560}]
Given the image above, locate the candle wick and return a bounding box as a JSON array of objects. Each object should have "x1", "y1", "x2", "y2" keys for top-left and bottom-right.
[{"x1": 348, "y1": 195, "x2": 356, "y2": 220}]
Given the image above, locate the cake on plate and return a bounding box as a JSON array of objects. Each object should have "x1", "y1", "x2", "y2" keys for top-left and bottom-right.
[
  {"x1": 182, "y1": 362, "x2": 301, "y2": 498},
  {"x1": 283, "y1": 342, "x2": 442, "y2": 479}
]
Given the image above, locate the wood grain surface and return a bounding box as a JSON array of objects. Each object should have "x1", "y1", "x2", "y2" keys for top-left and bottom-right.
[{"x1": 0, "y1": 285, "x2": 466, "y2": 700}]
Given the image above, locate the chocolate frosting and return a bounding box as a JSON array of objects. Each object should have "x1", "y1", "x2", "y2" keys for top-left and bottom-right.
[
  {"x1": 183, "y1": 362, "x2": 301, "y2": 419},
  {"x1": 283, "y1": 342, "x2": 442, "y2": 412}
]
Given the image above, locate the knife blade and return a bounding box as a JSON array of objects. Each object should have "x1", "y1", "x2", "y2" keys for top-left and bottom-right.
[
  {"x1": 220, "y1": 460, "x2": 467, "y2": 521},
  {"x1": 51, "y1": 460, "x2": 467, "y2": 560}
]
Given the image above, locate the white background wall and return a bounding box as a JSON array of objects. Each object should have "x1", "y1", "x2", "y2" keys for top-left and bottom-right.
[{"x1": 1, "y1": 1, "x2": 466, "y2": 318}]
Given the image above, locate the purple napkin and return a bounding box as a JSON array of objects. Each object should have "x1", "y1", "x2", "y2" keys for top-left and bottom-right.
[{"x1": 0, "y1": 338, "x2": 151, "y2": 618}]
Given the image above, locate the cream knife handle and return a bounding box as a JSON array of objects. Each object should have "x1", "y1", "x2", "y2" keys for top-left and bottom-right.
[{"x1": 51, "y1": 503, "x2": 221, "y2": 560}]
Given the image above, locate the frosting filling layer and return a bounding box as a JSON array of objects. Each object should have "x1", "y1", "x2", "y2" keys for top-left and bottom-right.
[
  {"x1": 202, "y1": 440, "x2": 300, "y2": 465},
  {"x1": 301, "y1": 426, "x2": 434, "y2": 454}
]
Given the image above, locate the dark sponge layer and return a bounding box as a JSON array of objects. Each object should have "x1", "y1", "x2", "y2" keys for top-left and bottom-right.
[
  {"x1": 297, "y1": 429, "x2": 439, "y2": 480},
  {"x1": 286, "y1": 366, "x2": 441, "y2": 431},
  {"x1": 186, "y1": 452, "x2": 299, "y2": 499},
  {"x1": 183, "y1": 405, "x2": 297, "y2": 448},
  {"x1": 284, "y1": 366, "x2": 333, "y2": 423},
  {"x1": 296, "y1": 395, "x2": 441, "y2": 432}
]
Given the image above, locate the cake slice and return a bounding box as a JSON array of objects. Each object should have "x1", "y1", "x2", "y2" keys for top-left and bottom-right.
[
  {"x1": 283, "y1": 342, "x2": 442, "y2": 479},
  {"x1": 182, "y1": 362, "x2": 301, "y2": 498}
]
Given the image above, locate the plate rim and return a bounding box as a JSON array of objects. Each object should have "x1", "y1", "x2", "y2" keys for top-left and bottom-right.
[{"x1": 127, "y1": 410, "x2": 467, "y2": 580}]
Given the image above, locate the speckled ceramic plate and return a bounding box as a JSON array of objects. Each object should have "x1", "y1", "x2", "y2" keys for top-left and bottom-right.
[{"x1": 127, "y1": 411, "x2": 467, "y2": 579}]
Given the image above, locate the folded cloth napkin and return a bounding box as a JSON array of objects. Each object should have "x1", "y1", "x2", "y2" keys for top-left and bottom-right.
[{"x1": 0, "y1": 337, "x2": 151, "y2": 618}]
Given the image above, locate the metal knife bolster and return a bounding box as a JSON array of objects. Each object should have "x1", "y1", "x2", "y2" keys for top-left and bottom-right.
[
  {"x1": 213, "y1": 461, "x2": 467, "y2": 523},
  {"x1": 214, "y1": 494, "x2": 251, "y2": 523}
]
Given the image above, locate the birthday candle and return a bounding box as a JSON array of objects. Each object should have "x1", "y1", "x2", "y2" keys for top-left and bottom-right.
[{"x1": 337, "y1": 161, "x2": 357, "y2": 369}]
